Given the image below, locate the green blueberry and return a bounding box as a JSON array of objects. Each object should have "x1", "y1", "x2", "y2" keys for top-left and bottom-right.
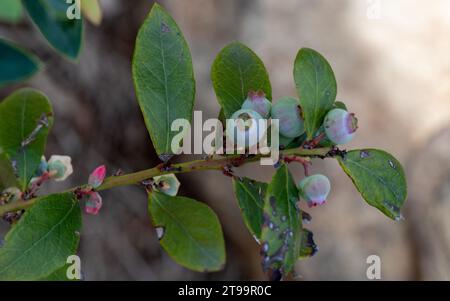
[
  {"x1": 323, "y1": 108, "x2": 358, "y2": 145},
  {"x1": 298, "y1": 174, "x2": 331, "y2": 207},
  {"x1": 226, "y1": 109, "x2": 265, "y2": 149},
  {"x1": 271, "y1": 97, "x2": 305, "y2": 138}
]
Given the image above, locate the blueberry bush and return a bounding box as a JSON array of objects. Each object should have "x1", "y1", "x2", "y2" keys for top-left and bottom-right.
[{"x1": 0, "y1": 2, "x2": 407, "y2": 280}]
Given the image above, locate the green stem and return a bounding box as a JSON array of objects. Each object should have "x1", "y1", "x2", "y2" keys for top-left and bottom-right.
[{"x1": 0, "y1": 147, "x2": 332, "y2": 216}]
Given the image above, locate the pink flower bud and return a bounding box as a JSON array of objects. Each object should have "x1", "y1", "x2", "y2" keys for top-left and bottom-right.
[
  {"x1": 88, "y1": 165, "x2": 106, "y2": 188},
  {"x1": 85, "y1": 191, "x2": 103, "y2": 215}
]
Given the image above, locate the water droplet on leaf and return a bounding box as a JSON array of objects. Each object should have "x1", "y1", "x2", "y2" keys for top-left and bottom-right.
[
  {"x1": 155, "y1": 226, "x2": 165, "y2": 240},
  {"x1": 360, "y1": 150, "x2": 370, "y2": 159},
  {"x1": 161, "y1": 22, "x2": 171, "y2": 33},
  {"x1": 388, "y1": 160, "x2": 396, "y2": 169}
]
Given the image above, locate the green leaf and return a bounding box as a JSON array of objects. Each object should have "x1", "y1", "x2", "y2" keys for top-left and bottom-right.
[
  {"x1": 40, "y1": 263, "x2": 79, "y2": 281},
  {"x1": 0, "y1": 39, "x2": 41, "y2": 87},
  {"x1": 218, "y1": 108, "x2": 226, "y2": 127},
  {"x1": 279, "y1": 133, "x2": 307, "y2": 150},
  {"x1": 0, "y1": 193, "x2": 81, "y2": 280},
  {"x1": 0, "y1": 88, "x2": 54, "y2": 190},
  {"x1": 232, "y1": 177, "x2": 267, "y2": 239},
  {"x1": 22, "y1": 0, "x2": 83, "y2": 59},
  {"x1": 334, "y1": 101, "x2": 347, "y2": 110},
  {"x1": 261, "y1": 164, "x2": 301, "y2": 274},
  {"x1": 294, "y1": 48, "x2": 337, "y2": 139},
  {"x1": 211, "y1": 41, "x2": 272, "y2": 118},
  {"x1": 337, "y1": 149, "x2": 407, "y2": 220},
  {"x1": 0, "y1": 0, "x2": 23, "y2": 23},
  {"x1": 148, "y1": 191, "x2": 225, "y2": 272},
  {"x1": 298, "y1": 228, "x2": 318, "y2": 259},
  {"x1": 41, "y1": 265, "x2": 68, "y2": 281},
  {"x1": 132, "y1": 3, "x2": 195, "y2": 158},
  {"x1": 0, "y1": 152, "x2": 19, "y2": 191}
]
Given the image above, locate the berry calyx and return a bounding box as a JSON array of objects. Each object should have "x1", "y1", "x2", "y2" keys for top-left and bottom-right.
[{"x1": 241, "y1": 90, "x2": 272, "y2": 118}]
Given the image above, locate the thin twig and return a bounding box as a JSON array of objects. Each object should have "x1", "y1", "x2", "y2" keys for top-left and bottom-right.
[{"x1": 0, "y1": 147, "x2": 334, "y2": 216}]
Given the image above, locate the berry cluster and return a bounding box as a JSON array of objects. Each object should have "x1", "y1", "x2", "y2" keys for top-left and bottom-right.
[{"x1": 226, "y1": 91, "x2": 359, "y2": 208}]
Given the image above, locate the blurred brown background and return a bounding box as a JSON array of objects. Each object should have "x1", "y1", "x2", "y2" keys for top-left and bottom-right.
[{"x1": 1, "y1": 0, "x2": 450, "y2": 280}]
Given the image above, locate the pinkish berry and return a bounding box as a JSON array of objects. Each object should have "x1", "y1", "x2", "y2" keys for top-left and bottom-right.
[
  {"x1": 88, "y1": 165, "x2": 107, "y2": 188},
  {"x1": 298, "y1": 174, "x2": 331, "y2": 208},
  {"x1": 323, "y1": 108, "x2": 358, "y2": 145},
  {"x1": 85, "y1": 191, "x2": 103, "y2": 215},
  {"x1": 241, "y1": 90, "x2": 272, "y2": 118}
]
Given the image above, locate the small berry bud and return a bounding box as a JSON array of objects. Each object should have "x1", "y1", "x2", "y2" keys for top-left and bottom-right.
[
  {"x1": 298, "y1": 174, "x2": 331, "y2": 207},
  {"x1": 35, "y1": 156, "x2": 48, "y2": 177},
  {"x1": 226, "y1": 109, "x2": 265, "y2": 149},
  {"x1": 271, "y1": 97, "x2": 305, "y2": 138},
  {"x1": 88, "y1": 165, "x2": 106, "y2": 188},
  {"x1": 85, "y1": 191, "x2": 103, "y2": 215},
  {"x1": 323, "y1": 108, "x2": 358, "y2": 145},
  {"x1": 1, "y1": 187, "x2": 22, "y2": 203},
  {"x1": 153, "y1": 174, "x2": 180, "y2": 196},
  {"x1": 241, "y1": 90, "x2": 272, "y2": 118},
  {"x1": 48, "y1": 155, "x2": 73, "y2": 181}
]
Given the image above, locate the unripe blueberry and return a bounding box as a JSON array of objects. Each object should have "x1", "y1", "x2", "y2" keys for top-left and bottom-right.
[
  {"x1": 35, "y1": 156, "x2": 48, "y2": 177},
  {"x1": 153, "y1": 174, "x2": 180, "y2": 196},
  {"x1": 241, "y1": 90, "x2": 271, "y2": 118},
  {"x1": 298, "y1": 174, "x2": 331, "y2": 207},
  {"x1": 323, "y1": 108, "x2": 358, "y2": 145},
  {"x1": 226, "y1": 109, "x2": 265, "y2": 149},
  {"x1": 1, "y1": 187, "x2": 22, "y2": 203},
  {"x1": 271, "y1": 97, "x2": 305, "y2": 138},
  {"x1": 48, "y1": 155, "x2": 73, "y2": 182}
]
